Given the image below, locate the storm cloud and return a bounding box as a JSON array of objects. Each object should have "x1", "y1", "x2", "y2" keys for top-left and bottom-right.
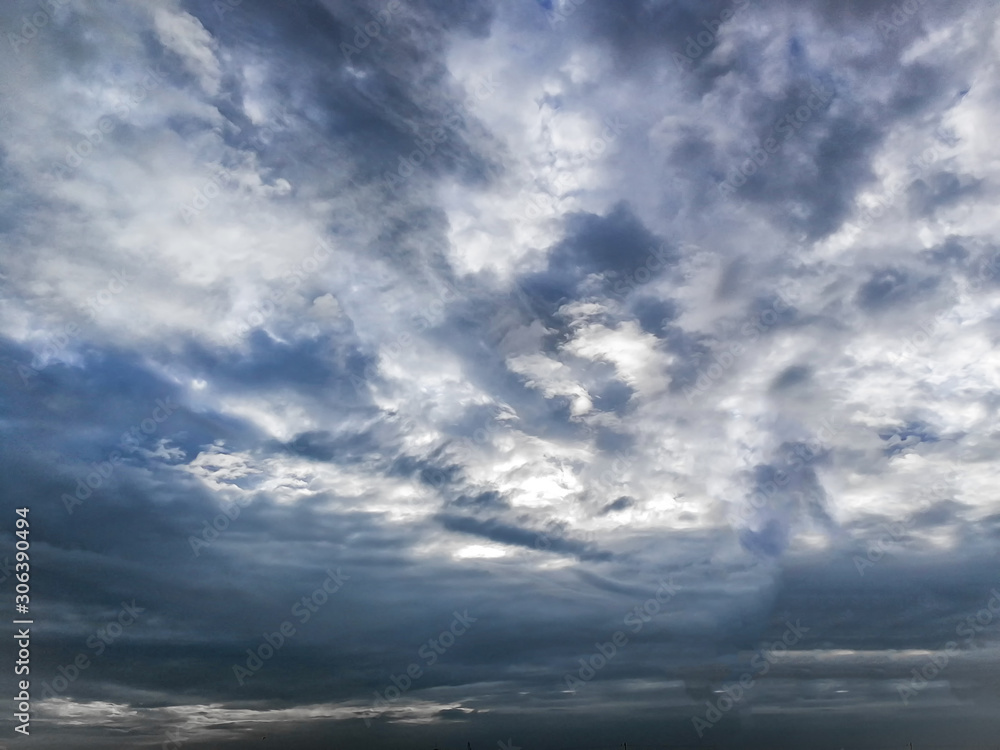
[{"x1": 1, "y1": 0, "x2": 1000, "y2": 747}]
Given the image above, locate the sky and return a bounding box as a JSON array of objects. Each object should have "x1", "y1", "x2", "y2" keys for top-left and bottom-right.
[{"x1": 1, "y1": 0, "x2": 1000, "y2": 748}]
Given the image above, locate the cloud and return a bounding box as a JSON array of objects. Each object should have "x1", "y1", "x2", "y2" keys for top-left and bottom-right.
[
  {"x1": 2, "y1": 0, "x2": 1000, "y2": 747},
  {"x1": 152, "y1": 5, "x2": 223, "y2": 96}
]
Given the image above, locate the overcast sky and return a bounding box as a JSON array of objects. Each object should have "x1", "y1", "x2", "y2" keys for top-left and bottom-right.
[{"x1": 2, "y1": 0, "x2": 1000, "y2": 748}]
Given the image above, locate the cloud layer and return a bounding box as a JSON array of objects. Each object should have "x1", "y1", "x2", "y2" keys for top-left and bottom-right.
[{"x1": 1, "y1": 0, "x2": 1000, "y2": 747}]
